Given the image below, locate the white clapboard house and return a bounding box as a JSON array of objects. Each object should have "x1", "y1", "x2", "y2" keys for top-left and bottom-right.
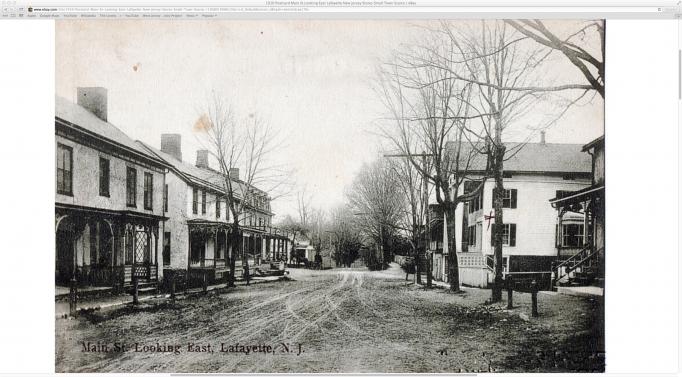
[{"x1": 430, "y1": 135, "x2": 593, "y2": 288}]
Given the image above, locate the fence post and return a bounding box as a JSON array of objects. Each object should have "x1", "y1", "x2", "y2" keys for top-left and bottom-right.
[
  {"x1": 202, "y1": 270, "x2": 208, "y2": 294},
  {"x1": 531, "y1": 279, "x2": 539, "y2": 317},
  {"x1": 69, "y1": 277, "x2": 78, "y2": 316},
  {"x1": 170, "y1": 275, "x2": 176, "y2": 304},
  {"x1": 133, "y1": 276, "x2": 139, "y2": 305},
  {"x1": 506, "y1": 275, "x2": 513, "y2": 309}
]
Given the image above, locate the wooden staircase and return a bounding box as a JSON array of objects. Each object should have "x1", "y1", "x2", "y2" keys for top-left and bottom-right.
[{"x1": 552, "y1": 246, "x2": 603, "y2": 288}]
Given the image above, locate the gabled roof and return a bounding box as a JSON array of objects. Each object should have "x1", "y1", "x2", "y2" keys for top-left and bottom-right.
[
  {"x1": 582, "y1": 135, "x2": 604, "y2": 152},
  {"x1": 445, "y1": 141, "x2": 591, "y2": 174},
  {"x1": 55, "y1": 96, "x2": 163, "y2": 164},
  {"x1": 137, "y1": 141, "x2": 244, "y2": 196}
]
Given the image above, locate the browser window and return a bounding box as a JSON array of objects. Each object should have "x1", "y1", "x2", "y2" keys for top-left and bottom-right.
[{"x1": 0, "y1": 1, "x2": 679, "y2": 376}]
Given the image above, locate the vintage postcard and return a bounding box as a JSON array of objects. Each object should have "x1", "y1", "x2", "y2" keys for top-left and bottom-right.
[{"x1": 55, "y1": 19, "x2": 604, "y2": 373}]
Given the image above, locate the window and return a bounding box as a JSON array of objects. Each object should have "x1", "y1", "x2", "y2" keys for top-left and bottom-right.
[
  {"x1": 192, "y1": 187, "x2": 198, "y2": 214},
  {"x1": 125, "y1": 228, "x2": 134, "y2": 264},
  {"x1": 502, "y1": 189, "x2": 517, "y2": 209},
  {"x1": 464, "y1": 181, "x2": 483, "y2": 213},
  {"x1": 201, "y1": 190, "x2": 206, "y2": 214},
  {"x1": 163, "y1": 232, "x2": 171, "y2": 266},
  {"x1": 56, "y1": 143, "x2": 73, "y2": 195},
  {"x1": 491, "y1": 223, "x2": 516, "y2": 247},
  {"x1": 216, "y1": 197, "x2": 221, "y2": 219},
  {"x1": 562, "y1": 223, "x2": 584, "y2": 248},
  {"x1": 99, "y1": 157, "x2": 109, "y2": 197},
  {"x1": 467, "y1": 225, "x2": 476, "y2": 246},
  {"x1": 126, "y1": 167, "x2": 137, "y2": 207},
  {"x1": 163, "y1": 184, "x2": 168, "y2": 212},
  {"x1": 143, "y1": 172, "x2": 153, "y2": 210}
]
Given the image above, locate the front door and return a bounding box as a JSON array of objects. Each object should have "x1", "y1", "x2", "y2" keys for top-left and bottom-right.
[{"x1": 56, "y1": 228, "x2": 74, "y2": 285}]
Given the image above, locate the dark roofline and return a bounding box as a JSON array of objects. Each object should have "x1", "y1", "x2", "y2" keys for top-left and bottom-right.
[
  {"x1": 459, "y1": 169, "x2": 591, "y2": 177},
  {"x1": 582, "y1": 135, "x2": 605, "y2": 152},
  {"x1": 136, "y1": 140, "x2": 227, "y2": 194},
  {"x1": 137, "y1": 141, "x2": 274, "y2": 216},
  {"x1": 56, "y1": 117, "x2": 170, "y2": 170}
]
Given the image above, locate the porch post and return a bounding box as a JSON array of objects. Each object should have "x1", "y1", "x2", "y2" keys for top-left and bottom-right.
[
  {"x1": 557, "y1": 212, "x2": 562, "y2": 260},
  {"x1": 583, "y1": 200, "x2": 589, "y2": 250}
]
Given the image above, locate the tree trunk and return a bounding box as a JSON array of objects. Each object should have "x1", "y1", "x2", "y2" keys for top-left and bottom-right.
[
  {"x1": 446, "y1": 202, "x2": 460, "y2": 292},
  {"x1": 227, "y1": 226, "x2": 240, "y2": 288},
  {"x1": 414, "y1": 246, "x2": 422, "y2": 284},
  {"x1": 242, "y1": 235, "x2": 250, "y2": 285},
  {"x1": 491, "y1": 143, "x2": 506, "y2": 302},
  {"x1": 426, "y1": 251, "x2": 432, "y2": 288}
]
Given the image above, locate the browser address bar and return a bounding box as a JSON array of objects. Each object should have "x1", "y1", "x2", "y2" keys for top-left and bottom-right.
[{"x1": 40, "y1": 6, "x2": 665, "y2": 13}]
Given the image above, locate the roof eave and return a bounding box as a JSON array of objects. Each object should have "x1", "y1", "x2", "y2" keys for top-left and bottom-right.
[{"x1": 56, "y1": 117, "x2": 170, "y2": 170}]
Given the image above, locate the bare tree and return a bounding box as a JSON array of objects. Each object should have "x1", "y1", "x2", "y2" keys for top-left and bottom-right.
[
  {"x1": 280, "y1": 188, "x2": 313, "y2": 264},
  {"x1": 308, "y1": 208, "x2": 327, "y2": 258},
  {"x1": 195, "y1": 93, "x2": 291, "y2": 287},
  {"x1": 440, "y1": 20, "x2": 593, "y2": 302},
  {"x1": 386, "y1": 157, "x2": 430, "y2": 285},
  {"x1": 278, "y1": 214, "x2": 307, "y2": 265},
  {"x1": 376, "y1": 31, "x2": 489, "y2": 292},
  {"x1": 346, "y1": 159, "x2": 405, "y2": 270},
  {"x1": 328, "y1": 206, "x2": 363, "y2": 268},
  {"x1": 296, "y1": 187, "x2": 312, "y2": 228},
  {"x1": 381, "y1": 20, "x2": 599, "y2": 299},
  {"x1": 505, "y1": 20, "x2": 604, "y2": 98}
]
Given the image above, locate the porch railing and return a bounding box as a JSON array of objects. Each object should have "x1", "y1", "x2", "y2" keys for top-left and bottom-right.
[
  {"x1": 74, "y1": 264, "x2": 157, "y2": 287},
  {"x1": 552, "y1": 246, "x2": 603, "y2": 285},
  {"x1": 189, "y1": 258, "x2": 215, "y2": 268}
]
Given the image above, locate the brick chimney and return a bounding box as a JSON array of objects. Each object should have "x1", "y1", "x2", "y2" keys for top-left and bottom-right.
[
  {"x1": 77, "y1": 87, "x2": 108, "y2": 121},
  {"x1": 196, "y1": 149, "x2": 209, "y2": 169},
  {"x1": 540, "y1": 130, "x2": 546, "y2": 144},
  {"x1": 229, "y1": 168, "x2": 240, "y2": 181},
  {"x1": 160, "y1": 134, "x2": 182, "y2": 161}
]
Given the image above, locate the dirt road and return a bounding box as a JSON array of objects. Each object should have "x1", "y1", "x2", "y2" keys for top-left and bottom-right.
[{"x1": 56, "y1": 266, "x2": 604, "y2": 373}]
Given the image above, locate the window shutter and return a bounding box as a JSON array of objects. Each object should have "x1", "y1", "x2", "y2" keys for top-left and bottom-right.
[
  {"x1": 490, "y1": 223, "x2": 495, "y2": 245},
  {"x1": 555, "y1": 224, "x2": 559, "y2": 247},
  {"x1": 510, "y1": 189, "x2": 517, "y2": 208},
  {"x1": 509, "y1": 224, "x2": 516, "y2": 247},
  {"x1": 480, "y1": 187, "x2": 484, "y2": 211}
]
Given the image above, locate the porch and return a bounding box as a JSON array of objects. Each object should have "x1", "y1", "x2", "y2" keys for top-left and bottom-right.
[
  {"x1": 550, "y1": 185, "x2": 605, "y2": 288},
  {"x1": 187, "y1": 220, "x2": 231, "y2": 286},
  {"x1": 55, "y1": 204, "x2": 164, "y2": 290}
]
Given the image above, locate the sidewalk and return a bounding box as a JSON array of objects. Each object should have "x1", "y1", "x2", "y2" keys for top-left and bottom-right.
[
  {"x1": 55, "y1": 275, "x2": 287, "y2": 318},
  {"x1": 557, "y1": 285, "x2": 604, "y2": 297}
]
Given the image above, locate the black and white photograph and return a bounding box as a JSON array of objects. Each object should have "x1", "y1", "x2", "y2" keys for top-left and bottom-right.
[{"x1": 54, "y1": 19, "x2": 605, "y2": 373}]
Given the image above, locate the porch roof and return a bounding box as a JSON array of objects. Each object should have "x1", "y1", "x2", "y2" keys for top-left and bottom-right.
[
  {"x1": 56, "y1": 202, "x2": 169, "y2": 222},
  {"x1": 549, "y1": 185, "x2": 604, "y2": 208},
  {"x1": 187, "y1": 219, "x2": 232, "y2": 226}
]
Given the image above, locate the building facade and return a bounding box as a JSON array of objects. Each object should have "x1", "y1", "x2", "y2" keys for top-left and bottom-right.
[
  {"x1": 55, "y1": 88, "x2": 168, "y2": 290},
  {"x1": 549, "y1": 136, "x2": 605, "y2": 287},
  {"x1": 430, "y1": 140, "x2": 592, "y2": 288},
  {"x1": 140, "y1": 135, "x2": 290, "y2": 287}
]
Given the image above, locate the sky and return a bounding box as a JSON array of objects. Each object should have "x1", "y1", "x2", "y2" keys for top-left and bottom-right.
[{"x1": 56, "y1": 20, "x2": 603, "y2": 222}]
